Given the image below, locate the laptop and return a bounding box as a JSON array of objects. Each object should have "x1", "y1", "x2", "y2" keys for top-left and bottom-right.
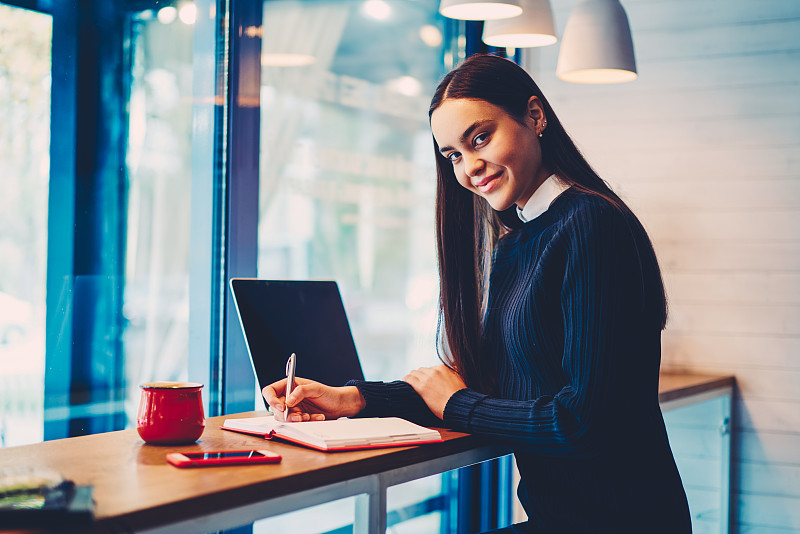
[{"x1": 230, "y1": 279, "x2": 366, "y2": 407}]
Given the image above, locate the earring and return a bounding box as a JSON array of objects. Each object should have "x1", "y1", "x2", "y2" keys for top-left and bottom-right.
[{"x1": 539, "y1": 132, "x2": 543, "y2": 138}]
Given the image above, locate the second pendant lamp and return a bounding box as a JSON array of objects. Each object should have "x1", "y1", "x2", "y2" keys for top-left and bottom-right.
[
  {"x1": 556, "y1": 0, "x2": 638, "y2": 83},
  {"x1": 482, "y1": 0, "x2": 557, "y2": 48}
]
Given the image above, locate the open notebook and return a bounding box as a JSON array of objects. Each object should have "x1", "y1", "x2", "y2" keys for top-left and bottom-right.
[{"x1": 221, "y1": 416, "x2": 443, "y2": 452}]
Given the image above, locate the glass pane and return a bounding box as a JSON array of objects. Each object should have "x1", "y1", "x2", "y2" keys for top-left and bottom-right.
[
  {"x1": 387, "y1": 473, "x2": 446, "y2": 532},
  {"x1": 123, "y1": 6, "x2": 196, "y2": 424},
  {"x1": 257, "y1": 0, "x2": 446, "y2": 383},
  {"x1": 0, "y1": 5, "x2": 52, "y2": 447},
  {"x1": 253, "y1": 496, "x2": 356, "y2": 533},
  {"x1": 255, "y1": 1, "x2": 448, "y2": 529}
]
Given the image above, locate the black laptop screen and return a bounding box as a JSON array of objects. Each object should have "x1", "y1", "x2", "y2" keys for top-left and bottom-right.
[{"x1": 230, "y1": 279, "x2": 365, "y2": 404}]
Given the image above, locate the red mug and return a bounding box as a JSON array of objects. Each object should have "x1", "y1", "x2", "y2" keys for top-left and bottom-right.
[{"x1": 137, "y1": 382, "x2": 205, "y2": 445}]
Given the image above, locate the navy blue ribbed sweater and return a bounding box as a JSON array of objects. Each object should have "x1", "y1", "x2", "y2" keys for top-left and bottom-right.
[{"x1": 349, "y1": 189, "x2": 691, "y2": 533}]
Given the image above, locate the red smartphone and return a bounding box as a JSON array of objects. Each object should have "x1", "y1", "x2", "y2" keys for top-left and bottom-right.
[{"x1": 166, "y1": 449, "x2": 282, "y2": 468}]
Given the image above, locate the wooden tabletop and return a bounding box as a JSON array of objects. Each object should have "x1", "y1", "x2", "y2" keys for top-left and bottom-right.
[
  {"x1": 0, "y1": 371, "x2": 733, "y2": 533},
  {"x1": 658, "y1": 370, "x2": 735, "y2": 403},
  {"x1": 0, "y1": 418, "x2": 486, "y2": 532}
]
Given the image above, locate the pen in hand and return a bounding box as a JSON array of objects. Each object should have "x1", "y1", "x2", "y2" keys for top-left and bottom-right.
[{"x1": 284, "y1": 353, "x2": 296, "y2": 422}]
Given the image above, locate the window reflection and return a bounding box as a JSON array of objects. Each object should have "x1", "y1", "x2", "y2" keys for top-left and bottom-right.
[
  {"x1": 123, "y1": 7, "x2": 196, "y2": 424},
  {"x1": 0, "y1": 5, "x2": 52, "y2": 447},
  {"x1": 254, "y1": 1, "x2": 447, "y2": 530},
  {"x1": 257, "y1": 0, "x2": 445, "y2": 382}
]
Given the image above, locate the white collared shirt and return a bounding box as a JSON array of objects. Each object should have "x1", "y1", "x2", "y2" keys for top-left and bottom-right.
[{"x1": 516, "y1": 175, "x2": 570, "y2": 223}]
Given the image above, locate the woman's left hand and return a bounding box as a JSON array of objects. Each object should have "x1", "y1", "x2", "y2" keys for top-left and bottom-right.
[{"x1": 403, "y1": 364, "x2": 467, "y2": 420}]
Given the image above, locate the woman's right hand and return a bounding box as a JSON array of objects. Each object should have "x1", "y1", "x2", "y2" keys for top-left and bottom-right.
[{"x1": 262, "y1": 377, "x2": 366, "y2": 422}]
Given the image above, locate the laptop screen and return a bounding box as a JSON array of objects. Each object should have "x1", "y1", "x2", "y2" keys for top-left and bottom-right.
[{"x1": 230, "y1": 279, "x2": 365, "y2": 405}]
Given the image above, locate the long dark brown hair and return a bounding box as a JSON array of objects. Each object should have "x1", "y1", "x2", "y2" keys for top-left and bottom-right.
[{"x1": 429, "y1": 54, "x2": 667, "y2": 394}]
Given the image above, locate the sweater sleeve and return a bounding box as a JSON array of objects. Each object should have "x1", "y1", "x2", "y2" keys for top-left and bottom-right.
[
  {"x1": 443, "y1": 202, "x2": 651, "y2": 458},
  {"x1": 345, "y1": 379, "x2": 444, "y2": 428}
]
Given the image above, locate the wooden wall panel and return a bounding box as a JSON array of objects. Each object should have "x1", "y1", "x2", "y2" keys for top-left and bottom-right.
[
  {"x1": 610, "y1": 0, "x2": 800, "y2": 31},
  {"x1": 623, "y1": 180, "x2": 800, "y2": 211},
  {"x1": 655, "y1": 241, "x2": 800, "y2": 272},
  {"x1": 736, "y1": 431, "x2": 800, "y2": 464},
  {"x1": 736, "y1": 494, "x2": 800, "y2": 530},
  {"x1": 662, "y1": 335, "x2": 800, "y2": 370},
  {"x1": 589, "y1": 146, "x2": 800, "y2": 182},
  {"x1": 664, "y1": 272, "x2": 800, "y2": 305},
  {"x1": 631, "y1": 20, "x2": 800, "y2": 61},
  {"x1": 734, "y1": 462, "x2": 800, "y2": 498},
  {"x1": 666, "y1": 303, "x2": 800, "y2": 336},
  {"x1": 561, "y1": 116, "x2": 800, "y2": 151},
  {"x1": 524, "y1": 0, "x2": 800, "y2": 530},
  {"x1": 537, "y1": 51, "x2": 800, "y2": 89},
  {"x1": 549, "y1": 84, "x2": 800, "y2": 123},
  {"x1": 734, "y1": 399, "x2": 799, "y2": 433},
  {"x1": 644, "y1": 211, "x2": 800, "y2": 241}
]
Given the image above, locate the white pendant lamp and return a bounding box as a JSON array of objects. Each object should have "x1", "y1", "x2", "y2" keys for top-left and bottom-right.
[
  {"x1": 482, "y1": 0, "x2": 557, "y2": 48},
  {"x1": 439, "y1": 0, "x2": 522, "y2": 21},
  {"x1": 556, "y1": 0, "x2": 637, "y2": 84}
]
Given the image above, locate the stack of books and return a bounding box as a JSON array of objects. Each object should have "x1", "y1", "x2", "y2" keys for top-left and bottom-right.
[{"x1": 0, "y1": 466, "x2": 94, "y2": 528}]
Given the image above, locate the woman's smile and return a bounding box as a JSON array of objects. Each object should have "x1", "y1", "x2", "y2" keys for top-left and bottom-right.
[
  {"x1": 430, "y1": 97, "x2": 550, "y2": 211},
  {"x1": 475, "y1": 171, "x2": 502, "y2": 194}
]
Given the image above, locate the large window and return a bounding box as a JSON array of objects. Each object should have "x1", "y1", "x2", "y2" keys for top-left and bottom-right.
[
  {"x1": 256, "y1": 0, "x2": 446, "y2": 382},
  {"x1": 0, "y1": 1, "x2": 511, "y2": 529},
  {"x1": 0, "y1": 0, "x2": 227, "y2": 443},
  {"x1": 123, "y1": 4, "x2": 198, "y2": 426},
  {"x1": 254, "y1": 1, "x2": 450, "y2": 531},
  {"x1": 0, "y1": 3, "x2": 52, "y2": 447}
]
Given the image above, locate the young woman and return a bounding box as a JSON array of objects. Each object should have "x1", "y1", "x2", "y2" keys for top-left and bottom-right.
[{"x1": 264, "y1": 54, "x2": 691, "y2": 533}]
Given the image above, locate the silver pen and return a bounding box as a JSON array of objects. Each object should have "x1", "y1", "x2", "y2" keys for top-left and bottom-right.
[{"x1": 284, "y1": 353, "x2": 296, "y2": 421}]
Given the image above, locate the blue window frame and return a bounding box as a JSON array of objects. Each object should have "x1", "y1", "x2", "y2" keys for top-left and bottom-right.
[{"x1": 28, "y1": 0, "x2": 238, "y2": 436}]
